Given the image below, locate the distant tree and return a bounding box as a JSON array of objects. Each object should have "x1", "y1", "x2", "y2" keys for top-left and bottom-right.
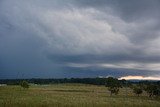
[
  {"x1": 20, "y1": 80, "x2": 29, "y2": 89},
  {"x1": 105, "y1": 77, "x2": 121, "y2": 96},
  {"x1": 133, "y1": 86, "x2": 143, "y2": 97}
]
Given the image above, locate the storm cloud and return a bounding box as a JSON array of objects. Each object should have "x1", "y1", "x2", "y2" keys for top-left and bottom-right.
[{"x1": 0, "y1": 0, "x2": 160, "y2": 79}]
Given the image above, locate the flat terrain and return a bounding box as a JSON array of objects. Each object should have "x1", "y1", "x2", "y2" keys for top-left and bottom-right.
[{"x1": 0, "y1": 84, "x2": 160, "y2": 107}]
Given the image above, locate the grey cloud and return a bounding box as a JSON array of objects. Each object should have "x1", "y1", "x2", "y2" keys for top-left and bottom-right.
[
  {"x1": 73, "y1": 0, "x2": 160, "y2": 44},
  {"x1": 73, "y1": 0, "x2": 160, "y2": 21}
]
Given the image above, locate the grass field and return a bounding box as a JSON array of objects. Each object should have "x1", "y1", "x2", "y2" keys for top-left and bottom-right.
[{"x1": 0, "y1": 83, "x2": 160, "y2": 107}]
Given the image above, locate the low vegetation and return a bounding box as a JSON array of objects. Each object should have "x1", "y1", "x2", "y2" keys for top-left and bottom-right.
[{"x1": 0, "y1": 77, "x2": 159, "y2": 107}]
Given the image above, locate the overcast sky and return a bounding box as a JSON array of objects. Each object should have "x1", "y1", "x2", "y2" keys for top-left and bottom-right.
[{"x1": 1, "y1": 0, "x2": 160, "y2": 79}]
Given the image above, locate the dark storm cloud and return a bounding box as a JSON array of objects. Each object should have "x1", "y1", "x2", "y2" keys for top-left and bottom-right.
[
  {"x1": 47, "y1": 54, "x2": 160, "y2": 64},
  {"x1": 0, "y1": 0, "x2": 160, "y2": 79},
  {"x1": 58, "y1": 66, "x2": 159, "y2": 78}
]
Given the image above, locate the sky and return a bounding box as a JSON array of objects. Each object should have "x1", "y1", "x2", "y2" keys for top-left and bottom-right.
[{"x1": 0, "y1": 0, "x2": 160, "y2": 79}]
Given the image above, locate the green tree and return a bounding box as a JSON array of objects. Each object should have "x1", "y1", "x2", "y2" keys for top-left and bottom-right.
[
  {"x1": 20, "y1": 80, "x2": 29, "y2": 89},
  {"x1": 105, "y1": 77, "x2": 121, "y2": 96}
]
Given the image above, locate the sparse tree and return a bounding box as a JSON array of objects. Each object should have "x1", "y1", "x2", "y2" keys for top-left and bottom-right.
[{"x1": 105, "y1": 77, "x2": 121, "y2": 96}]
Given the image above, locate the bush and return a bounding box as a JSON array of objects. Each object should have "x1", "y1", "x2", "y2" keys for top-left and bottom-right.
[
  {"x1": 20, "y1": 80, "x2": 29, "y2": 89},
  {"x1": 108, "y1": 87, "x2": 119, "y2": 95}
]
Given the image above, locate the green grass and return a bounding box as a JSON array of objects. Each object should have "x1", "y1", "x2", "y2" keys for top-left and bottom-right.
[{"x1": 0, "y1": 83, "x2": 160, "y2": 107}]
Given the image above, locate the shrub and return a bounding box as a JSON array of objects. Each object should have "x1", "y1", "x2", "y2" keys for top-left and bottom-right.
[{"x1": 20, "y1": 80, "x2": 29, "y2": 89}]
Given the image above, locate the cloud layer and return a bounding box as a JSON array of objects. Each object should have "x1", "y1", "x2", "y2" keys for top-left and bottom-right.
[{"x1": 0, "y1": 0, "x2": 160, "y2": 79}]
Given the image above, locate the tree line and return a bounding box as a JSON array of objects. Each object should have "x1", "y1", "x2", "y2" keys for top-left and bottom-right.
[{"x1": 0, "y1": 78, "x2": 117, "y2": 85}]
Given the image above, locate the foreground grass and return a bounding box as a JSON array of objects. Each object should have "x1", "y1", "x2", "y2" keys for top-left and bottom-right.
[{"x1": 0, "y1": 84, "x2": 160, "y2": 107}]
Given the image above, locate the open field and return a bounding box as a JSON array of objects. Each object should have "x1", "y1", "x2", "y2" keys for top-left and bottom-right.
[{"x1": 0, "y1": 83, "x2": 160, "y2": 107}]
